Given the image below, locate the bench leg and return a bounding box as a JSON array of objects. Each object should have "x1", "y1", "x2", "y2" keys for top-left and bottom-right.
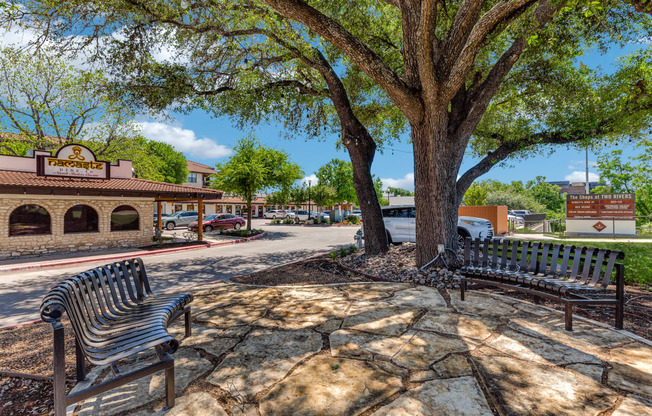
[
  {"x1": 184, "y1": 308, "x2": 192, "y2": 338},
  {"x1": 460, "y1": 280, "x2": 466, "y2": 301},
  {"x1": 53, "y1": 323, "x2": 67, "y2": 416},
  {"x1": 164, "y1": 365, "x2": 175, "y2": 410},
  {"x1": 75, "y1": 338, "x2": 86, "y2": 382},
  {"x1": 564, "y1": 304, "x2": 573, "y2": 331},
  {"x1": 615, "y1": 302, "x2": 624, "y2": 330}
]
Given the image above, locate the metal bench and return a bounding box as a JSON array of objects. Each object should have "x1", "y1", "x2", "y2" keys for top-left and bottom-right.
[
  {"x1": 40, "y1": 258, "x2": 193, "y2": 416},
  {"x1": 459, "y1": 238, "x2": 625, "y2": 331}
]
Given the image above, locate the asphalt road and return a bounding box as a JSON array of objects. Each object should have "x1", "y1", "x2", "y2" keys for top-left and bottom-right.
[{"x1": 0, "y1": 220, "x2": 358, "y2": 327}]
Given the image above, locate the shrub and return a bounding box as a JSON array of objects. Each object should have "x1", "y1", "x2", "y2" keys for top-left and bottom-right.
[
  {"x1": 344, "y1": 215, "x2": 361, "y2": 224},
  {"x1": 271, "y1": 219, "x2": 281, "y2": 224},
  {"x1": 283, "y1": 218, "x2": 294, "y2": 224}
]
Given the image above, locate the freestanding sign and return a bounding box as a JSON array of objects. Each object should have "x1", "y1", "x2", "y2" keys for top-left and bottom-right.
[
  {"x1": 37, "y1": 144, "x2": 110, "y2": 179},
  {"x1": 566, "y1": 193, "x2": 636, "y2": 236}
]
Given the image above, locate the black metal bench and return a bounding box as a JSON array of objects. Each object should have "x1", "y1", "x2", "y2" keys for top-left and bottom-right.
[
  {"x1": 459, "y1": 238, "x2": 625, "y2": 331},
  {"x1": 40, "y1": 258, "x2": 193, "y2": 416}
]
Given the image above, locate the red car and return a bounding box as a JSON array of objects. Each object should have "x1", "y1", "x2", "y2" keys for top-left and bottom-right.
[{"x1": 188, "y1": 214, "x2": 245, "y2": 232}]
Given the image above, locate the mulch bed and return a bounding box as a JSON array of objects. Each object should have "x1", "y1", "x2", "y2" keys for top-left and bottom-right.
[
  {"x1": 0, "y1": 318, "x2": 80, "y2": 416},
  {"x1": 232, "y1": 255, "x2": 369, "y2": 286}
]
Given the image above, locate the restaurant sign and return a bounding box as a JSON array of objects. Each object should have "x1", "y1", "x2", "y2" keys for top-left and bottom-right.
[
  {"x1": 37, "y1": 144, "x2": 110, "y2": 179},
  {"x1": 566, "y1": 193, "x2": 636, "y2": 220}
]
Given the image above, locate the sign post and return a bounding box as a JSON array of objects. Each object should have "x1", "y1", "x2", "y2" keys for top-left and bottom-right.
[{"x1": 566, "y1": 193, "x2": 636, "y2": 237}]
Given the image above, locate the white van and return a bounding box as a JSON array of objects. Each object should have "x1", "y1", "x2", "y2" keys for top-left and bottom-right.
[{"x1": 379, "y1": 205, "x2": 494, "y2": 247}]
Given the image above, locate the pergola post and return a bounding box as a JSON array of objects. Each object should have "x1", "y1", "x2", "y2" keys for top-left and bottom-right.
[
  {"x1": 197, "y1": 199, "x2": 203, "y2": 242},
  {"x1": 157, "y1": 201, "x2": 162, "y2": 231}
]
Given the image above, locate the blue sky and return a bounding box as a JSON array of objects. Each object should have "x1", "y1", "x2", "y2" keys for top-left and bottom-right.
[
  {"x1": 152, "y1": 41, "x2": 647, "y2": 191},
  {"x1": 1, "y1": 20, "x2": 647, "y2": 191}
]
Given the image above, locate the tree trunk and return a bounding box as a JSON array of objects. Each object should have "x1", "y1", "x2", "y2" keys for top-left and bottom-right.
[
  {"x1": 344, "y1": 128, "x2": 388, "y2": 255},
  {"x1": 246, "y1": 199, "x2": 252, "y2": 231},
  {"x1": 412, "y1": 112, "x2": 463, "y2": 267}
]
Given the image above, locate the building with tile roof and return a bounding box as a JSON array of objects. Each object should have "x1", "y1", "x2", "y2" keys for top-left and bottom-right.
[{"x1": 0, "y1": 146, "x2": 223, "y2": 259}]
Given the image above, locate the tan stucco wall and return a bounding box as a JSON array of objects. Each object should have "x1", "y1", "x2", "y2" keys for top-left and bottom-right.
[{"x1": 0, "y1": 194, "x2": 154, "y2": 259}]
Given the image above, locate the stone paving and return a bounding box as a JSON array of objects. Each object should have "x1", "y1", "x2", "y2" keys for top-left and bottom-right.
[{"x1": 69, "y1": 283, "x2": 652, "y2": 416}]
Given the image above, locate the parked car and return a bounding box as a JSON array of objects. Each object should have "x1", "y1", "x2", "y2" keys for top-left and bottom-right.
[
  {"x1": 350, "y1": 210, "x2": 363, "y2": 219},
  {"x1": 285, "y1": 210, "x2": 296, "y2": 218},
  {"x1": 360, "y1": 205, "x2": 494, "y2": 248},
  {"x1": 509, "y1": 210, "x2": 531, "y2": 219},
  {"x1": 264, "y1": 209, "x2": 287, "y2": 219},
  {"x1": 295, "y1": 210, "x2": 319, "y2": 221},
  {"x1": 188, "y1": 213, "x2": 245, "y2": 232},
  {"x1": 164, "y1": 211, "x2": 199, "y2": 230},
  {"x1": 508, "y1": 213, "x2": 524, "y2": 224},
  {"x1": 153, "y1": 213, "x2": 168, "y2": 226}
]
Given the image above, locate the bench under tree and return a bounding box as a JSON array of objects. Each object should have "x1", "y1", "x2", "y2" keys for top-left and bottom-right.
[
  {"x1": 459, "y1": 238, "x2": 625, "y2": 331},
  {"x1": 40, "y1": 258, "x2": 193, "y2": 416}
]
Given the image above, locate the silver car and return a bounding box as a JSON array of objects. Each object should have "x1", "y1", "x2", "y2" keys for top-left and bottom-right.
[
  {"x1": 361, "y1": 205, "x2": 494, "y2": 247},
  {"x1": 164, "y1": 211, "x2": 199, "y2": 230}
]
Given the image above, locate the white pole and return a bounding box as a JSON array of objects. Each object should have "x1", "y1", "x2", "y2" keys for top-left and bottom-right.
[{"x1": 585, "y1": 147, "x2": 590, "y2": 194}]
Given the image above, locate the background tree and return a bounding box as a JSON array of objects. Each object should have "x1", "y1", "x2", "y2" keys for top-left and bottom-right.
[
  {"x1": 462, "y1": 183, "x2": 489, "y2": 206},
  {"x1": 316, "y1": 159, "x2": 358, "y2": 210},
  {"x1": 310, "y1": 184, "x2": 338, "y2": 221},
  {"x1": 387, "y1": 187, "x2": 414, "y2": 197},
  {"x1": 212, "y1": 136, "x2": 303, "y2": 231},
  {"x1": 594, "y1": 142, "x2": 652, "y2": 216},
  {"x1": 0, "y1": 46, "x2": 188, "y2": 183}
]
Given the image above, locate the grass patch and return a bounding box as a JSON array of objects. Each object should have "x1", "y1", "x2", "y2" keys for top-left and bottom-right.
[{"x1": 561, "y1": 241, "x2": 652, "y2": 287}]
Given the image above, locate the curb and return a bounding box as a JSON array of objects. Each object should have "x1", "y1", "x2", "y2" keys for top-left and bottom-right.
[{"x1": 0, "y1": 232, "x2": 267, "y2": 273}]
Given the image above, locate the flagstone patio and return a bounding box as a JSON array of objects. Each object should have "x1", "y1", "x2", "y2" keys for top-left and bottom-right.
[{"x1": 69, "y1": 282, "x2": 652, "y2": 416}]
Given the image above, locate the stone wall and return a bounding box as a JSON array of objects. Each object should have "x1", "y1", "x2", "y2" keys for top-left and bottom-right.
[{"x1": 0, "y1": 194, "x2": 154, "y2": 259}]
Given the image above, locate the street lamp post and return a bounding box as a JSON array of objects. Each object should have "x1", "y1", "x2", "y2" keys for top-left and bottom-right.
[{"x1": 308, "y1": 179, "x2": 312, "y2": 220}]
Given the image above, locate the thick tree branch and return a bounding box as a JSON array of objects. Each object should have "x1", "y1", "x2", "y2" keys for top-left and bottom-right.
[
  {"x1": 454, "y1": 0, "x2": 555, "y2": 139},
  {"x1": 260, "y1": 0, "x2": 422, "y2": 121},
  {"x1": 443, "y1": 0, "x2": 538, "y2": 100}
]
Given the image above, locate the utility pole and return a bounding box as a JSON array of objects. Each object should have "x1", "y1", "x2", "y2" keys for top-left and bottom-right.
[{"x1": 585, "y1": 147, "x2": 590, "y2": 194}]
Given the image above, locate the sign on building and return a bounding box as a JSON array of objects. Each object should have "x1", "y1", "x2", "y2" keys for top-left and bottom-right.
[
  {"x1": 37, "y1": 144, "x2": 110, "y2": 179},
  {"x1": 566, "y1": 193, "x2": 636, "y2": 236}
]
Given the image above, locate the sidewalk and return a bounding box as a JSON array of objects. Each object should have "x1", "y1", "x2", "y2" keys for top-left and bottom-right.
[
  {"x1": 506, "y1": 233, "x2": 652, "y2": 243},
  {"x1": 0, "y1": 232, "x2": 266, "y2": 273}
]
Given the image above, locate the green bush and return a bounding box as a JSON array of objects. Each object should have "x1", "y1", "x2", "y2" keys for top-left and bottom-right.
[
  {"x1": 560, "y1": 241, "x2": 652, "y2": 287},
  {"x1": 345, "y1": 215, "x2": 361, "y2": 224},
  {"x1": 283, "y1": 218, "x2": 294, "y2": 224},
  {"x1": 271, "y1": 219, "x2": 281, "y2": 224}
]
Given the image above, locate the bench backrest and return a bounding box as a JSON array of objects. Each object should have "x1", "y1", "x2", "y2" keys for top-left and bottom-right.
[
  {"x1": 464, "y1": 238, "x2": 624, "y2": 288},
  {"x1": 40, "y1": 258, "x2": 154, "y2": 349}
]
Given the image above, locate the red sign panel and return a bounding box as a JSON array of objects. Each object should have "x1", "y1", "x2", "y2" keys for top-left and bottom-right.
[{"x1": 567, "y1": 193, "x2": 635, "y2": 220}]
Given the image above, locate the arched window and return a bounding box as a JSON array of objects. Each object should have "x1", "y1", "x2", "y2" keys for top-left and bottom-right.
[
  {"x1": 111, "y1": 205, "x2": 139, "y2": 231},
  {"x1": 64, "y1": 205, "x2": 99, "y2": 233},
  {"x1": 9, "y1": 205, "x2": 51, "y2": 236}
]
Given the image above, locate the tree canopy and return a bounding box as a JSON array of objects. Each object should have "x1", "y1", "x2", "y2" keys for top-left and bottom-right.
[
  {"x1": 594, "y1": 141, "x2": 652, "y2": 216},
  {"x1": 0, "y1": 46, "x2": 188, "y2": 183},
  {"x1": 212, "y1": 136, "x2": 303, "y2": 230}
]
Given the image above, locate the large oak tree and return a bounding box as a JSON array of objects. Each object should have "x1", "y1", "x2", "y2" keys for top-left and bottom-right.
[{"x1": 7, "y1": 0, "x2": 652, "y2": 265}]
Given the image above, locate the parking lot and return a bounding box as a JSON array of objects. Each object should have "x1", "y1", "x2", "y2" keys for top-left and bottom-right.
[{"x1": 0, "y1": 221, "x2": 359, "y2": 326}]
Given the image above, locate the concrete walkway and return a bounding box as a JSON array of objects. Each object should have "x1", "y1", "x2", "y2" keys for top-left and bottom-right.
[
  {"x1": 0, "y1": 223, "x2": 357, "y2": 327},
  {"x1": 69, "y1": 283, "x2": 652, "y2": 416}
]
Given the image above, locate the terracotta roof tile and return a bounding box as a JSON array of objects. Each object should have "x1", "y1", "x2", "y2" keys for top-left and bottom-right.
[
  {"x1": 0, "y1": 170, "x2": 223, "y2": 199},
  {"x1": 187, "y1": 160, "x2": 216, "y2": 175}
]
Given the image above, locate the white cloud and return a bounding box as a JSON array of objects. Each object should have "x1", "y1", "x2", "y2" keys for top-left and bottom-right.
[
  {"x1": 136, "y1": 121, "x2": 232, "y2": 160},
  {"x1": 381, "y1": 173, "x2": 414, "y2": 191},
  {"x1": 300, "y1": 174, "x2": 318, "y2": 186},
  {"x1": 565, "y1": 171, "x2": 599, "y2": 182}
]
